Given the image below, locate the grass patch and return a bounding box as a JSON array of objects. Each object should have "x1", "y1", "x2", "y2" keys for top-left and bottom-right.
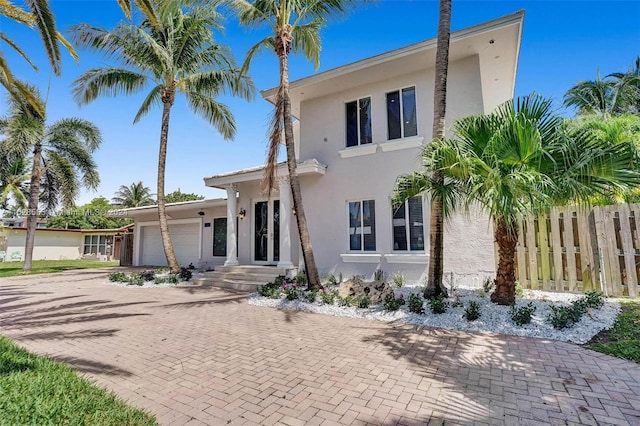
[
  {"x1": 585, "y1": 300, "x2": 640, "y2": 363},
  {"x1": 0, "y1": 260, "x2": 119, "y2": 278},
  {"x1": 0, "y1": 336, "x2": 157, "y2": 425}
]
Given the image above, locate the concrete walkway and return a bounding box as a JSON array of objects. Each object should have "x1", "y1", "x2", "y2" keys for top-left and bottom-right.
[{"x1": 1, "y1": 269, "x2": 639, "y2": 425}]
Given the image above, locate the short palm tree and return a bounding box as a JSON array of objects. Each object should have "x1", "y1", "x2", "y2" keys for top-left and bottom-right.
[
  {"x1": 0, "y1": 0, "x2": 77, "y2": 116},
  {"x1": 71, "y1": 0, "x2": 253, "y2": 272},
  {"x1": 231, "y1": 0, "x2": 367, "y2": 291},
  {"x1": 393, "y1": 94, "x2": 640, "y2": 305},
  {"x1": 112, "y1": 181, "x2": 155, "y2": 208},
  {"x1": 0, "y1": 86, "x2": 102, "y2": 271}
]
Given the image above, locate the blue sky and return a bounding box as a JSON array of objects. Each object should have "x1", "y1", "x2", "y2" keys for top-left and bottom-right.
[{"x1": 3, "y1": 0, "x2": 640, "y2": 206}]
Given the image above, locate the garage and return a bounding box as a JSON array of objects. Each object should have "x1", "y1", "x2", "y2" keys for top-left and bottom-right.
[{"x1": 140, "y1": 222, "x2": 200, "y2": 266}]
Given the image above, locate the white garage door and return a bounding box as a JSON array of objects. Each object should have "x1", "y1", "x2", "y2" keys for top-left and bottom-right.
[{"x1": 140, "y1": 223, "x2": 199, "y2": 266}]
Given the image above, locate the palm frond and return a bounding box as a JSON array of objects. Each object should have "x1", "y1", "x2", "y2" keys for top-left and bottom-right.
[
  {"x1": 291, "y1": 19, "x2": 322, "y2": 68},
  {"x1": 262, "y1": 86, "x2": 284, "y2": 195},
  {"x1": 0, "y1": 32, "x2": 38, "y2": 70},
  {"x1": 184, "y1": 92, "x2": 236, "y2": 140},
  {"x1": 133, "y1": 85, "x2": 163, "y2": 123},
  {"x1": 71, "y1": 68, "x2": 148, "y2": 105},
  {"x1": 25, "y1": 0, "x2": 61, "y2": 75}
]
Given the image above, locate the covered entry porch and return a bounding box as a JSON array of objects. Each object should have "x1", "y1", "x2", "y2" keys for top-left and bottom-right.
[{"x1": 204, "y1": 159, "x2": 327, "y2": 275}]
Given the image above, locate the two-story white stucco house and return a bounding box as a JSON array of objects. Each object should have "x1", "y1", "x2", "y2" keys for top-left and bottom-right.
[{"x1": 122, "y1": 12, "x2": 524, "y2": 287}]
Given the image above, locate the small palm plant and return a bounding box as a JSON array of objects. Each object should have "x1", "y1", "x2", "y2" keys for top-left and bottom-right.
[{"x1": 393, "y1": 94, "x2": 640, "y2": 305}]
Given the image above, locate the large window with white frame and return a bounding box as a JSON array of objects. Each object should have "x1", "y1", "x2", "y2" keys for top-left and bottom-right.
[
  {"x1": 349, "y1": 200, "x2": 376, "y2": 251},
  {"x1": 345, "y1": 97, "x2": 372, "y2": 147},
  {"x1": 386, "y1": 86, "x2": 417, "y2": 140},
  {"x1": 392, "y1": 196, "x2": 424, "y2": 251}
]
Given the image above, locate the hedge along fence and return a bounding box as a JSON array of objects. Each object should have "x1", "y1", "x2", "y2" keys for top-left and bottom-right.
[{"x1": 513, "y1": 203, "x2": 640, "y2": 297}]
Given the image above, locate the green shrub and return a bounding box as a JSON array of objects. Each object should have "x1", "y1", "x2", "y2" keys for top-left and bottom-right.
[
  {"x1": 283, "y1": 286, "x2": 301, "y2": 301},
  {"x1": 429, "y1": 297, "x2": 448, "y2": 314},
  {"x1": 320, "y1": 290, "x2": 337, "y2": 305},
  {"x1": 510, "y1": 302, "x2": 536, "y2": 326},
  {"x1": 482, "y1": 277, "x2": 494, "y2": 293},
  {"x1": 303, "y1": 290, "x2": 317, "y2": 303},
  {"x1": 127, "y1": 274, "x2": 144, "y2": 286},
  {"x1": 258, "y1": 281, "x2": 280, "y2": 298},
  {"x1": 584, "y1": 290, "x2": 605, "y2": 309},
  {"x1": 337, "y1": 295, "x2": 354, "y2": 307},
  {"x1": 464, "y1": 301, "x2": 481, "y2": 321},
  {"x1": 326, "y1": 272, "x2": 338, "y2": 286},
  {"x1": 392, "y1": 273, "x2": 405, "y2": 288},
  {"x1": 139, "y1": 270, "x2": 155, "y2": 281},
  {"x1": 408, "y1": 293, "x2": 425, "y2": 314},
  {"x1": 179, "y1": 267, "x2": 192, "y2": 281},
  {"x1": 108, "y1": 272, "x2": 128, "y2": 282},
  {"x1": 153, "y1": 277, "x2": 165, "y2": 285},
  {"x1": 383, "y1": 293, "x2": 405, "y2": 311},
  {"x1": 547, "y1": 305, "x2": 580, "y2": 329},
  {"x1": 166, "y1": 274, "x2": 179, "y2": 284},
  {"x1": 515, "y1": 281, "x2": 524, "y2": 298},
  {"x1": 295, "y1": 273, "x2": 307, "y2": 286},
  {"x1": 374, "y1": 269, "x2": 386, "y2": 282},
  {"x1": 357, "y1": 296, "x2": 371, "y2": 309}
]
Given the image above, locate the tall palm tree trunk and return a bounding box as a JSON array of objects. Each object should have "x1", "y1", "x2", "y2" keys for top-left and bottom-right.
[
  {"x1": 23, "y1": 145, "x2": 43, "y2": 271},
  {"x1": 158, "y1": 90, "x2": 180, "y2": 273},
  {"x1": 491, "y1": 215, "x2": 518, "y2": 305},
  {"x1": 277, "y1": 29, "x2": 321, "y2": 291},
  {"x1": 424, "y1": 0, "x2": 451, "y2": 299}
]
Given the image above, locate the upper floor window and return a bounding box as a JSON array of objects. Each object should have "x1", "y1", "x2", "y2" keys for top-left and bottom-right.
[
  {"x1": 392, "y1": 196, "x2": 424, "y2": 251},
  {"x1": 346, "y1": 97, "x2": 372, "y2": 147},
  {"x1": 387, "y1": 86, "x2": 417, "y2": 140},
  {"x1": 349, "y1": 200, "x2": 376, "y2": 251}
]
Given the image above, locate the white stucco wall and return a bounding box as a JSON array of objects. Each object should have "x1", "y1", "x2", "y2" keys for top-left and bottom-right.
[
  {"x1": 2, "y1": 229, "x2": 83, "y2": 261},
  {"x1": 293, "y1": 55, "x2": 496, "y2": 286}
]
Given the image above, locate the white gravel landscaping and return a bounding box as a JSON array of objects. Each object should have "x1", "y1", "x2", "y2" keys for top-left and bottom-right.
[
  {"x1": 104, "y1": 271, "x2": 201, "y2": 288},
  {"x1": 247, "y1": 285, "x2": 621, "y2": 344}
]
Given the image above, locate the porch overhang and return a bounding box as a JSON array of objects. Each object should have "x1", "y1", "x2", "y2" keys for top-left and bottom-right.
[
  {"x1": 203, "y1": 159, "x2": 327, "y2": 189},
  {"x1": 112, "y1": 198, "x2": 227, "y2": 218}
]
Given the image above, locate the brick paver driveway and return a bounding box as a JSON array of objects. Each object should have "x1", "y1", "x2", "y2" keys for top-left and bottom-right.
[{"x1": 1, "y1": 270, "x2": 639, "y2": 425}]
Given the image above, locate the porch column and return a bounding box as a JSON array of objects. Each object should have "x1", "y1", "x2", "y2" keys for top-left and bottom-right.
[
  {"x1": 224, "y1": 184, "x2": 239, "y2": 266},
  {"x1": 277, "y1": 176, "x2": 294, "y2": 270}
]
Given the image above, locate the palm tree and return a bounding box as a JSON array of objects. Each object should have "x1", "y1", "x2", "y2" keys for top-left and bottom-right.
[
  {"x1": 393, "y1": 94, "x2": 640, "y2": 305},
  {"x1": 0, "y1": 0, "x2": 78, "y2": 117},
  {"x1": 0, "y1": 86, "x2": 102, "y2": 271},
  {"x1": 231, "y1": 0, "x2": 367, "y2": 291},
  {"x1": 112, "y1": 181, "x2": 155, "y2": 207},
  {"x1": 0, "y1": 154, "x2": 30, "y2": 210},
  {"x1": 609, "y1": 57, "x2": 640, "y2": 114},
  {"x1": 563, "y1": 61, "x2": 640, "y2": 118},
  {"x1": 71, "y1": 0, "x2": 253, "y2": 272},
  {"x1": 424, "y1": 0, "x2": 452, "y2": 299}
]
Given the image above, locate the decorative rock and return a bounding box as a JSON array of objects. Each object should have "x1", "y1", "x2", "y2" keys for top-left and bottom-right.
[{"x1": 339, "y1": 276, "x2": 393, "y2": 303}]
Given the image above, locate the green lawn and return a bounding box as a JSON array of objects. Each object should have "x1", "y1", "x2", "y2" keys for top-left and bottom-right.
[
  {"x1": 585, "y1": 299, "x2": 640, "y2": 363},
  {"x1": 0, "y1": 336, "x2": 157, "y2": 425},
  {"x1": 0, "y1": 259, "x2": 119, "y2": 278}
]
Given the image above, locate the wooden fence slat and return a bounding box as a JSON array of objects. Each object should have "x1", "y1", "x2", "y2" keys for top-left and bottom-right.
[
  {"x1": 603, "y1": 206, "x2": 622, "y2": 296},
  {"x1": 525, "y1": 214, "x2": 539, "y2": 289},
  {"x1": 563, "y1": 207, "x2": 578, "y2": 292},
  {"x1": 618, "y1": 204, "x2": 638, "y2": 297},
  {"x1": 516, "y1": 219, "x2": 528, "y2": 287},
  {"x1": 631, "y1": 204, "x2": 640, "y2": 251},
  {"x1": 577, "y1": 208, "x2": 596, "y2": 292},
  {"x1": 593, "y1": 206, "x2": 612, "y2": 296},
  {"x1": 549, "y1": 208, "x2": 564, "y2": 291},
  {"x1": 538, "y1": 212, "x2": 551, "y2": 290}
]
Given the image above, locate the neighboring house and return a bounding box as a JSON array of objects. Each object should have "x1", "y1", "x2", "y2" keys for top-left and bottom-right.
[
  {"x1": 122, "y1": 12, "x2": 524, "y2": 286},
  {"x1": 0, "y1": 225, "x2": 133, "y2": 262},
  {"x1": 1, "y1": 217, "x2": 48, "y2": 228}
]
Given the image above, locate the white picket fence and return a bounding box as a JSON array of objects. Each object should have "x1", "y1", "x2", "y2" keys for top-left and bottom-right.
[{"x1": 515, "y1": 203, "x2": 640, "y2": 297}]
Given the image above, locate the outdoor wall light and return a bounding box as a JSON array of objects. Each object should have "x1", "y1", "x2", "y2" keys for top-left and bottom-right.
[
  {"x1": 198, "y1": 210, "x2": 205, "y2": 216},
  {"x1": 238, "y1": 208, "x2": 246, "y2": 220}
]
